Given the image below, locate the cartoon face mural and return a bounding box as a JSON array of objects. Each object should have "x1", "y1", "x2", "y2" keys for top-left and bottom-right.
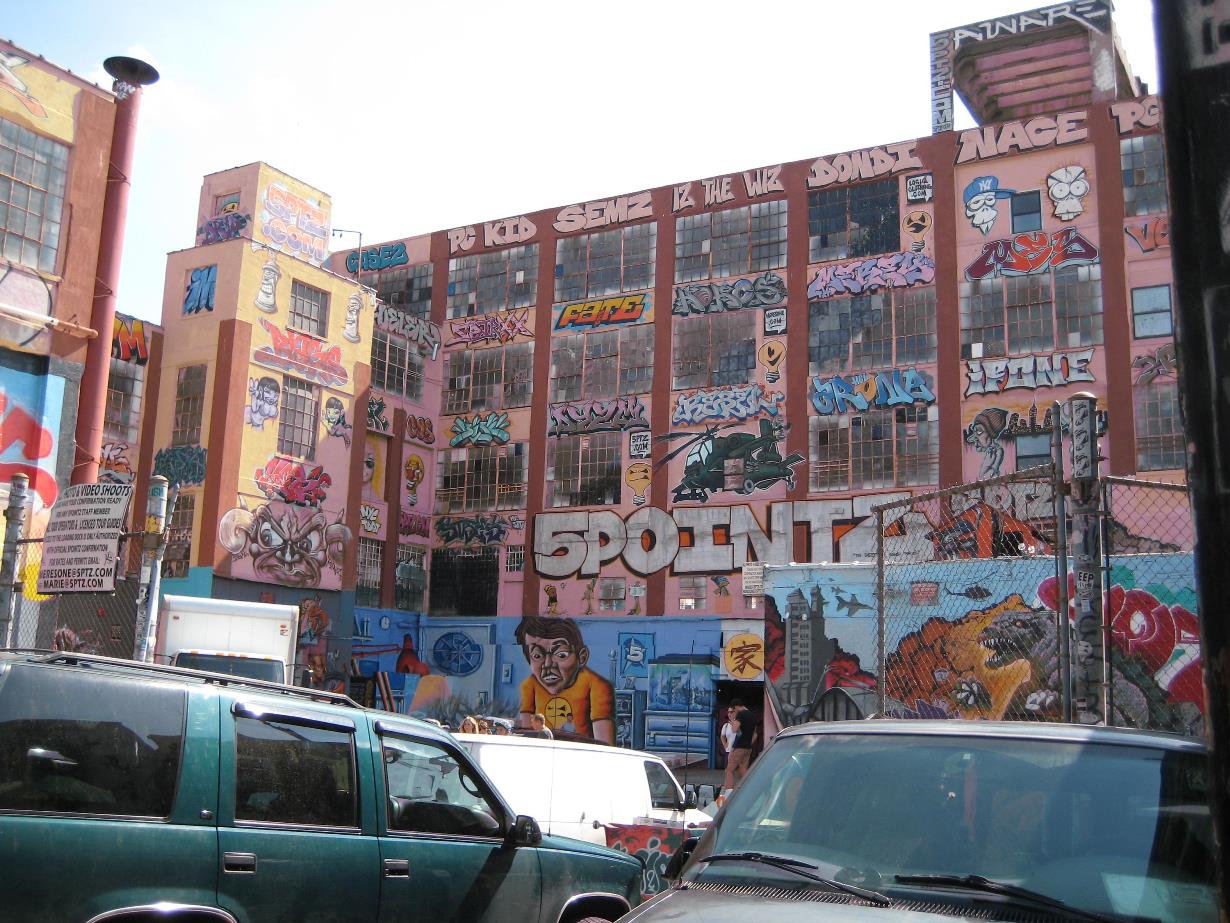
[
  {"x1": 323, "y1": 396, "x2": 352, "y2": 447},
  {"x1": 254, "y1": 256, "x2": 281, "y2": 313},
  {"x1": 901, "y1": 209, "x2": 933, "y2": 252},
  {"x1": 624, "y1": 463, "x2": 652, "y2": 506},
  {"x1": 218, "y1": 502, "x2": 351, "y2": 588},
  {"x1": 1046, "y1": 165, "x2": 1090, "y2": 221},
  {"x1": 342, "y1": 291, "x2": 363, "y2": 344},
  {"x1": 403, "y1": 454, "x2": 425, "y2": 506},
  {"x1": 963, "y1": 175, "x2": 1014, "y2": 235},
  {"x1": 963, "y1": 407, "x2": 1011, "y2": 479},
  {"x1": 514, "y1": 616, "x2": 615, "y2": 744},
  {"x1": 245, "y1": 376, "x2": 280, "y2": 429}
]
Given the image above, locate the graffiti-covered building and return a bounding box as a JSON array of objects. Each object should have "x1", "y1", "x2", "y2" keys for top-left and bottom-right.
[{"x1": 149, "y1": 3, "x2": 1191, "y2": 763}]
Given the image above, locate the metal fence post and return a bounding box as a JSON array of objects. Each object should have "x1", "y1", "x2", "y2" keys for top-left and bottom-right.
[
  {"x1": 1051, "y1": 402, "x2": 1072, "y2": 723},
  {"x1": 133, "y1": 476, "x2": 169, "y2": 662},
  {"x1": 875, "y1": 506, "x2": 886, "y2": 718},
  {"x1": 0, "y1": 475, "x2": 30, "y2": 648},
  {"x1": 1068, "y1": 393, "x2": 1106, "y2": 725}
]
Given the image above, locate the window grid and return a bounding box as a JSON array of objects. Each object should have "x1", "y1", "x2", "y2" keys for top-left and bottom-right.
[
  {"x1": 289, "y1": 280, "x2": 329, "y2": 337},
  {"x1": 371, "y1": 330, "x2": 424, "y2": 399},
  {"x1": 1010, "y1": 191, "x2": 1042, "y2": 234},
  {"x1": 1005, "y1": 274, "x2": 1053, "y2": 354},
  {"x1": 555, "y1": 223, "x2": 657, "y2": 302},
  {"x1": 171, "y1": 365, "x2": 207, "y2": 447},
  {"x1": 549, "y1": 432, "x2": 623, "y2": 507},
  {"x1": 1054, "y1": 264, "x2": 1104, "y2": 348},
  {"x1": 0, "y1": 116, "x2": 68, "y2": 273},
  {"x1": 277, "y1": 375, "x2": 319, "y2": 461},
  {"x1": 394, "y1": 542, "x2": 426, "y2": 612},
  {"x1": 809, "y1": 408, "x2": 938, "y2": 492},
  {"x1": 672, "y1": 313, "x2": 756, "y2": 390},
  {"x1": 1016, "y1": 434, "x2": 1052, "y2": 470},
  {"x1": 808, "y1": 178, "x2": 900, "y2": 262},
  {"x1": 356, "y1": 538, "x2": 383, "y2": 607},
  {"x1": 960, "y1": 265, "x2": 1102, "y2": 359},
  {"x1": 1132, "y1": 285, "x2": 1173, "y2": 338},
  {"x1": 599, "y1": 577, "x2": 626, "y2": 611},
  {"x1": 551, "y1": 326, "x2": 655, "y2": 402},
  {"x1": 1121, "y1": 134, "x2": 1169, "y2": 217},
  {"x1": 808, "y1": 416, "x2": 851, "y2": 492},
  {"x1": 435, "y1": 443, "x2": 528, "y2": 514},
  {"x1": 674, "y1": 200, "x2": 788, "y2": 283},
  {"x1": 104, "y1": 359, "x2": 144, "y2": 446},
  {"x1": 161, "y1": 492, "x2": 196, "y2": 579},
  {"x1": 808, "y1": 288, "x2": 938, "y2": 375},
  {"x1": 1135, "y1": 379, "x2": 1184, "y2": 471},
  {"x1": 447, "y1": 245, "x2": 539, "y2": 318},
  {"x1": 505, "y1": 545, "x2": 525, "y2": 573},
  {"x1": 678, "y1": 575, "x2": 707, "y2": 611},
  {"x1": 374, "y1": 262, "x2": 433, "y2": 320},
  {"x1": 442, "y1": 343, "x2": 535, "y2": 414}
]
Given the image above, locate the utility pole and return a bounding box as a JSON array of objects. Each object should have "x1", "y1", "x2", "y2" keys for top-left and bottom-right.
[
  {"x1": 132, "y1": 476, "x2": 169, "y2": 662},
  {"x1": 1067, "y1": 392, "x2": 1105, "y2": 725}
]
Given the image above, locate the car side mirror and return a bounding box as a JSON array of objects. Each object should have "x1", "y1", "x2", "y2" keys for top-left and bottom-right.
[
  {"x1": 663, "y1": 835, "x2": 699, "y2": 881},
  {"x1": 508, "y1": 813, "x2": 541, "y2": 847}
]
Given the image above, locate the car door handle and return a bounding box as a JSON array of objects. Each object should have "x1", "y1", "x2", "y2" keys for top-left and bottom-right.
[
  {"x1": 223, "y1": 852, "x2": 257, "y2": 874},
  {"x1": 383, "y1": 858, "x2": 410, "y2": 878}
]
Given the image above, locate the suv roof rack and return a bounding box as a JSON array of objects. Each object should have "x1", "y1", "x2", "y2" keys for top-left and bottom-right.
[{"x1": 2, "y1": 649, "x2": 363, "y2": 709}]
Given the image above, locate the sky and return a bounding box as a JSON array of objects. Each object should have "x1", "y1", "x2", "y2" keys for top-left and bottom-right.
[{"x1": 8, "y1": 0, "x2": 1159, "y2": 324}]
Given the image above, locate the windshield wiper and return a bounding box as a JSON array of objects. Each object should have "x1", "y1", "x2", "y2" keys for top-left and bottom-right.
[
  {"x1": 701, "y1": 852, "x2": 890, "y2": 906},
  {"x1": 894, "y1": 874, "x2": 1128, "y2": 923}
]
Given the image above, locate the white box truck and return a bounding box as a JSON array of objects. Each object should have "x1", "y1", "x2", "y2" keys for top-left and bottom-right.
[{"x1": 154, "y1": 595, "x2": 300, "y2": 683}]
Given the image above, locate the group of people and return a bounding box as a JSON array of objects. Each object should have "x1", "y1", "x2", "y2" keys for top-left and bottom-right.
[
  {"x1": 720, "y1": 699, "x2": 758, "y2": 799},
  {"x1": 457, "y1": 713, "x2": 554, "y2": 738}
]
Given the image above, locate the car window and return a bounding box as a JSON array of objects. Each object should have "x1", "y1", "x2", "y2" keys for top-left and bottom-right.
[
  {"x1": 234, "y1": 715, "x2": 356, "y2": 828},
  {"x1": 644, "y1": 760, "x2": 680, "y2": 810},
  {"x1": 382, "y1": 736, "x2": 503, "y2": 838},
  {"x1": 0, "y1": 664, "x2": 184, "y2": 817}
]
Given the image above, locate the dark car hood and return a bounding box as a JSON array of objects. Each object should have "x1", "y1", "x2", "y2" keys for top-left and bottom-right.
[{"x1": 622, "y1": 885, "x2": 1006, "y2": 923}]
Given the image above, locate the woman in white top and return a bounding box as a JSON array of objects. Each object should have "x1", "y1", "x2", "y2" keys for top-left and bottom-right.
[{"x1": 720, "y1": 707, "x2": 738, "y2": 759}]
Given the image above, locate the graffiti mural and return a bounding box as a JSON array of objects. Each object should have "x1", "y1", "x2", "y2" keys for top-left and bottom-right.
[
  {"x1": 342, "y1": 292, "x2": 364, "y2": 344},
  {"x1": 965, "y1": 227, "x2": 1099, "y2": 280},
  {"x1": 902, "y1": 210, "x2": 933, "y2": 252},
  {"x1": 963, "y1": 349, "x2": 1095, "y2": 396},
  {"x1": 255, "y1": 455, "x2": 332, "y2": 507},
  {"x1": 399, "y1": 508, "x2": 430, "y2": 538},
  {"x1": 322, "y1": 396, "x2": 353, "y2": 446},
  {"x1": 660, "y1": 418, "x2": 803, "y2": 503},
  {"x1": 672, "y1": 271, "x2": 786, "y2": 316},
  {"x1": 1046, "y1": 166, "x2": 1090, "y2": 221},
  {"x1": 245, "y1": 376, "x2": 280, "y2": 430},
  {"x1": 253, "y1": 318, "x2": 348, "y2": 387},
  {"x1": 98, "y1": 442, "x2": 133, "y2": 484},
  {"x1": 1110, "y1": 94, "x2": 1160, "y2": 135},
  {"x1": 406, "y1": 415, "x2": 435, "y2": 445},
  {"x1": 757, "y1": 340, "x2": 785, "y2": 383},
  {"x1": 515, "y1": 616, "x2": 615, "y2": 743},
  {"x1": 548, "y1": 397, "x2": 648, "y2": 437},
  {"x1": 1125, "y1": 216, "x2": 1170, "y2": 253},
  {"x1": 810, "y1": 368, "x2": 936, "y2": 414},
  {"x1": 446, "y1": 308, "x2": 532, "y2": 347},
  {"x1": 259, "y1": 182, "x2": 328, "y2": 266},
  {"x1": 254, "y1": 256, "x2": 281, "y2": 313},
  {"x1": 806, "y1": 252, "x2": 935, "y2": 299},
  {"x1": 436, "y1": 514, "x2": 523, "y2": 546},
  {"x1": 671, "y1": 384, "x2": 784, "y2": 426},
  {"x1": 555, "y1": 294, "x2": 651, "y2": 330},
  {"x1": 403, "y1": 454, "x2": 425, "y2": 506},
  {"x1": 956, "y1": 109, "x2": 1089, "y2": 164},
  {"x1": 554, "y1": 192, "x2": 653, "y2": 234},
  {"x1": 0, "y1": 50, "x2": 79, "y2": 142},
  {"x1": 374, "y1": 304, "x2": 441, "y2": 360},
  {"x1": 446, "y1": 215, "x2": 537, "y2": 254},
  {"x1": 360, "y1": 504, "x2": 381, "y2": 534},
  {"x1": 197, "y1": 212, "x2": 249, "y2": 245},
  {"x1": 1133, "y1": 343, "x2": 1178, "y2": 385},
  {"x1": 368, "y1": 394, "x2": 390, "y2": 433},
  {"x1": 964, "y1": 402, "x2": 1108, "y2": 478},
  {"x1": 628, "y1": 431, "x2": 652, "y2": 459},
  {"x1": 346, "y1": 242, "x2": 409, "y2": 273},
  {"x1": 806, "y1": 142, "x2": 923, "y2": 188},
  {"x1": 153, "y1": 445, "x2": 207, "y2": 488},
  {"x1": 963, "y1": 176, "x2": 1013, "y2": 235},
  {"x1": 449, "y1": 412, "x2": 511, "y2": 447},
  {"x1": 624, "y1": 462, "x2": 652, "y2": 507},
  {"x1": 219, "y1": 501, "x2": 350, "y2": 589},
  {"x1": 112, "y1": 316, "x2": 150, "y2": 365},
  {"x1": 0, "y1": 370, "x2": 62, "y2": 509}
]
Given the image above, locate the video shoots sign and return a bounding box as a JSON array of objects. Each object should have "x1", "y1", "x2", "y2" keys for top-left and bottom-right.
[{"x1": 37, "y1": 483, "x2": 133, "y2": 594}]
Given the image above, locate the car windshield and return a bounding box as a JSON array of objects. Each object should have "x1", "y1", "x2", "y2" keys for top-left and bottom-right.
[
  {"x1": 694, "y1": 732, "x2": 1217, "y2": 922},
  {"x1": 173, "y1": 653, "x2": 283, "y2": 683}
]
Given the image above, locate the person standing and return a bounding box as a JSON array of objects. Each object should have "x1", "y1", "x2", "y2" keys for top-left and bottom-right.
[
  {"x1": 720, "y1": 706, "x2": 738, "y2": 765},
  {"x1": 723, "y1": 699, "x2": 758, "y2": 796},
  {"x1": 528, "y1": 713, "x2": 554, "y2": 739}
]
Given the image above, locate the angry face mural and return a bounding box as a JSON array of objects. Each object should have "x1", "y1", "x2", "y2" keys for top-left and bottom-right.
[{"x1": 219, "y1": 501, "x2": 351, "y2": 588}]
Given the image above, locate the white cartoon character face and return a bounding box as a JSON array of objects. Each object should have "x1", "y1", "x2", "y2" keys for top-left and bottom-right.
[
  {"x1": 1047, "y1": 166, "x2": 1090, "y2": 221},
  {"x1": 342, "y1": 292, "x2": 363, "y2": 343},
  {"x1": 963, "y1": 176, "x2": 1015, "y2": 236}
]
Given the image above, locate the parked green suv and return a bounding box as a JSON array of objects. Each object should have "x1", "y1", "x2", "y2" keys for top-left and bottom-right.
[{"x1": 0, "y1": 651, "x2": 643, "y2": 923}]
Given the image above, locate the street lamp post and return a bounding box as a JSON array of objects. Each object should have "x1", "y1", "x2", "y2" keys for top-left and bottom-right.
[{"x1": 332, "y1": 228, "x2": 363, "y2": 281}]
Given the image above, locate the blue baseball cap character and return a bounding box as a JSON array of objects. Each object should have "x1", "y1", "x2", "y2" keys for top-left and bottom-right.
[{"x1": 963, "y1": 175, "x2": 1016, "y2": 236}]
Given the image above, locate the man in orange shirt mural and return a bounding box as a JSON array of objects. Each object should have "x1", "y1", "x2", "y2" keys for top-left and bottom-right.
[{"x1": 515, "y1": 616, "x2": 614, "y2": 745}]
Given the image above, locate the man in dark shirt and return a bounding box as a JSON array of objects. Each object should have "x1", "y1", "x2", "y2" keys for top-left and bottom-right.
[{"x1": 723, "y1": 699, "x2": 758, "y2": 794}]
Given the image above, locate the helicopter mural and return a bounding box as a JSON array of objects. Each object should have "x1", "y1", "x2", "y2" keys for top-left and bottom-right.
[{"x1": 657, "y1": 418, "x2": 805, "y2": 503}]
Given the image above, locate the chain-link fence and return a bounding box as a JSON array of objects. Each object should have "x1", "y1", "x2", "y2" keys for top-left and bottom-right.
[{"x1": 872, "y1": 468, "x2": 1202, "y2": 734}]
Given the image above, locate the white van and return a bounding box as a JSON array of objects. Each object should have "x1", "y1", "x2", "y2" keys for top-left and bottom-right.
[{"x1": 455, "y1": 734, "x2": 711, "y2": 845}]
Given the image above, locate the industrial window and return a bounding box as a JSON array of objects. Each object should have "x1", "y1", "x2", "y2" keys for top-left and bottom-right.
[
  {"x1": 1010, "y1": 191, "x2": 1043, "y2": 233},
  {"x1": 675, "y1": 200, "x2": 788, "y2": 283},
  {"x1": 551, "y1": 326, "x2": 654, "y2": 402},
  {"x1": 599, "y1": 577, "x2": 626, "y2": 611},
  {"x1": 104, "y1": 358, "x2": 145, "y2": 448},
  {"x1": 442, "y1": 343, "x2": 534, "y2": 414},
  {"x1": 289, "y1": 280, "x2": 329, "y2": 337},
  {"x1": 161, "y1": 492, "x2": 195, "y2": 579},
  {"x1": 0, "y1": 115, "x2": 68, "y2": 273},
  {"x1": 555, "y1": 223, "x2": 656, "y2": 302},
  {"x1": 809, "y1": 407, "x2": 938, "y2": 492},
  {"x1": 1016, "y1": 434, "x2": 1051, "y2": 471},
  {"x1": 447, "y1": 244, "x2": 538, "y2": 318},
  {"x1": 549, "y1": 431, "x2": 623, "y2": 507},
  {"x1": 375, "y1": 262, "x2": 433, "y2": 320},
  {"x1": 394, "y1": 543, "x2": 426, "y2": 611},
  {"x1": 1121, "y1": 133, "x2": 1169, "y2": 217},
  {"x1": 1135, "y1": 379, "x2": 1184, "y2": 471},
  {"x1": 807, "y1": 178, "x2": 899, "y2": 263},
  {"x1": 678, "y1": 575, "x2": 707, "y2": 611},
  {"x1": 1132, "y1": 285, "x2": 1173, "y2": 338},
  {"x1": 808, "y1": 288, "x2": 937, "y2": 375},
  {"x1": 672, "y1": 312, "x2": 756, "y2": 390},
  {"x1": 277, "y1": 375, "x2": 319, "y2": 461},
  {"x1": 959, "y1": 264, "x2": 1102, "y2": 359},
  {"x1": 505, "y1": 544, "x2": 525, "y2": 573},
  {"x1": 356, "y1": 538, "x2": 383, "y2": 608},
  {"x1": 430, "y1": 546, "x2": 499, "y2": 617},
  {"x1": 370, "y1": 330, "x2": 424, "y2": 399},
  {"x1": 435, "y1": 442, "x2": 528, "y2": 513},
  {"x1": 234, "y1": 716, "x2": 356, "y2": 828},
  {"x1": 171, "y1": 365, "x2": 207, "y2": 446}
]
